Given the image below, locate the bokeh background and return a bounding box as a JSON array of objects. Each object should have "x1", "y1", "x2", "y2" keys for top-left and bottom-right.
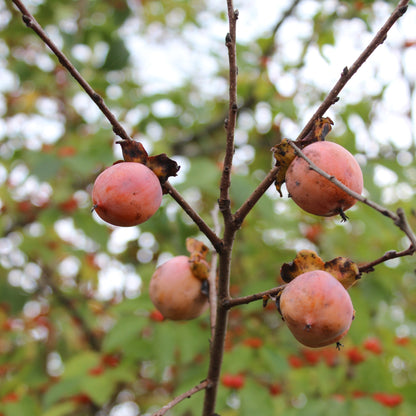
[{"x1": 0, "y1": 0, "x2": 415, "y2": 415}]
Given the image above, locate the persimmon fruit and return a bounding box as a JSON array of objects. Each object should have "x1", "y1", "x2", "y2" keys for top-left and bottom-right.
[
  {"x1": 279, "y1": 270, "x2": 354, "y2": 348},
  {"x1": 92, "y1": 162, "x2": 162, "y2": 227},
  {"x1": 285, "y1": 141, "x2": 363, "y2": 218},
  {"x1": 149, "y1": 256, "x2": 209, "y2": 320}
]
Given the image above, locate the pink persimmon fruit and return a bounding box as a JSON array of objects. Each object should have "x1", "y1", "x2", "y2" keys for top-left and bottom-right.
[
  {"x1": 279, "y1": 270, "x2": 354, "y2": 348},
  {"x1": 149, "y1": 256, "x2": 208, "y2": 320},
  {"x1": 92, "y1": 162, "x2": 162, "y2": 227},
  {"x1": 285, "y1": 141, "x2": 363, "y2": 218}
]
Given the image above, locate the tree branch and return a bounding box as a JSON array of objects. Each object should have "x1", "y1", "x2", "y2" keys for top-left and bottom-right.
[
  {"x1": 225, "y1": 285, "x2": 285, "y2": 309},
  {"x1": 151, "y1": 380, "x2": 210, "y2": 416},
  {"x1": 287, "y1": 140, "x2": 416, "y2": 250},
  {"x1": 359, "y1": 246, "x2": 415, "y2": 274},
  {"x1": 163, "y1": 182, "x2": 223, "y2": 252},
  {"x1": 202, "y1": 3, "x2": 239, "y2": 415},
  {"x1": 296, "y1": 0, "x2": 409, "y2": 141},
  {"x1": 232, "y1": 0, "x2": 410, "y2": 229},
  {"x1": 209, "y1": 205, "x2": 221, "y2": 339},
  {"x1": 233, "y1": 166, "x2": 279, "y2": 229},
  {"x1": 172, "y1": 0, "x2": 301, "y2": 155},
  {"x1": 218, "y1": 4, "x2": 239, "y2": 224},
  {"x1": 11, "y1": 0, "x2": 133, "y2": 141}
]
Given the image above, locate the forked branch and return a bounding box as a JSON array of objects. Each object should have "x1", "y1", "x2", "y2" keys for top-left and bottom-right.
[{"x1": 233, "y1": 0, "x2": 410, "y2": 227}]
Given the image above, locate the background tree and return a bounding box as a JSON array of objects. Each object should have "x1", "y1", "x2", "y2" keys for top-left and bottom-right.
[{"x1": 0, "y1": 0, "x2": 415, "y2": 415}]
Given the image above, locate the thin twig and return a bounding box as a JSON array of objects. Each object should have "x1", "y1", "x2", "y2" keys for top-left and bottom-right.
[
  {"x1": 287, "y1": 140, "x2": 416, "y2": 249},
  {"x1": 218, "y1": 4, "x2": 239, "y2": 223},
  {"x1": 233, "y1": 166, "x2": 279, "y2": 229},
  {"x1": 296, "y1": 0, "x2": 409, "y2": 141},
  {"x1": 225, "y1": 285, "x2": 286, "y2": 309},
  {"x1": 172, "y1": 0, "x2": 301, "y2": 155},
  {"x1": 151, "y1": 380, "x2": 210, "y2": 416},
  {"x1": 232, "y1": 0, "x2": 410, "y2": 227},
  {"x1": 163, "y1": 182, "x2": 222, "y2": 252},
  {"x1": 359, "y1": 246, "x2": 415, "y2": 274},
  {"x1": 11, "y1": 0, "x2": 132, "y2": 141}
]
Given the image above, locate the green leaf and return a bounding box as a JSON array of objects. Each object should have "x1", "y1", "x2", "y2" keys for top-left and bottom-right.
[
  {"x1": 240, "y1": 379, "x2": 274, "y2": 416},
  {"x1": 102, "y1": 37, "x2": 130, "y2": 71},
  {"x1": 102, "y1": 315, "x2": 148, "y2": 352}
]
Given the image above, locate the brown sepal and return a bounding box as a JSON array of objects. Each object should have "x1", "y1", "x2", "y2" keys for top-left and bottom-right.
[
  {"x1": 280, "y1": 250, "x2": 325, "y2": 283},
  {"x1": 117, "y1": 140, "x2": 180, "y2": 185},
  {"x1": 280, "y1": 249, "x2": 360, "y2": 289},
  {"x1": 186, "y1": 237, "x2": 210, "y2": 281},
  {"x1": 271, "y1": 117, "x2": 333, "y2": 196},
  {"x1": 324, "y1": 257, "x2": 361, "y2": 289},
  {"x1": 271, "y1": 138, "x2": 296, "y2": 197}
]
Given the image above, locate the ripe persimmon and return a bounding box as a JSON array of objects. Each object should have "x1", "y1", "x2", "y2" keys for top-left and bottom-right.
[
  {"x1": 279, "y1": 270, "x2": 354, "y2": 348},
  {"x1": 149, "y1": 256, "x2": 209, "y2": 320},
  {"x1": 92, "y1": 162, "x2": 162, "y2": 227},
  {"x1": 285, "y1": 141, "x2": 363, "y2": 219}
]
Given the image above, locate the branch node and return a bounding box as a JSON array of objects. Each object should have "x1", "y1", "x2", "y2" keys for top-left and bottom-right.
[
  {"x1": 218, "y1": 198, "x2": 231, "y2": 212},
  {"x1": 399, "y1": 5, "x2": 408, "y2": 15},
  {"x1": 234, "y1": 9, "x2": 239, "y2": 19},
  {"x1": 92, "y1": 92, "x2": 103, "y2": 104},
  {"x1": 225, "y1": 32, "x2": 232, "y2": 45},
  {"x1": 342, "y1": 66, "x2": 349, "y2": 76},
  {"x1": 22, "y1": 14, "x2": 32, "y2": 26}
]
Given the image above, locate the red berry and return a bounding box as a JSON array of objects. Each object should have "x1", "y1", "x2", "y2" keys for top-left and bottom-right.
[
  {"x1": 395, "y1": 336, "x2": 410, "y2": 346},
  {"x1": 269, "y1": 383, "x2": 283, "y2": 396},
  {"x1": 221, "y1": 373, "x2": 245, "y2": 389},
  {"x1": 149, "y1": 309, "x2": 165, "y2": 322},
  {"x1": 92, "y1": 162, "x2": 162, "y2": 227},
  {"x1": 88, "y1": 365, "x2": 104, "y2": 376},
  {"x1": 346, "y1": 347, "x2": 365, "y2": 365},
  {"x1": 288, "y1": 354, "x2": 304, "y2": 369},
  {"x1": 243, "y1": 337, "x2": 263, "y2": 349},
  {"x1": 71, "y1": 393, "x2": 92, "y2": 404},
  {"x1": 1, "y1": 392, "x2": 19, "y2": 403},
  {"x1": 372, "y1": 392, "x2": 403, "y2": 408},
  {"x1": 363, "y1": 337, "x2": 383, "y2": 354},
  {"x1": 352, "y1": 390, "x2": 367, "y2": 398},
  {"x1": 101, "y1": 354, "x2": 120, "y2": 368},
  {"x1": 286, "y1": 141, "x2": 363, "y2": 217}
]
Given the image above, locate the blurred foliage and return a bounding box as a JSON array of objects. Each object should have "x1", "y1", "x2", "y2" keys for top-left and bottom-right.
[{"x1": 0, "y1": 0, "x2": 415, "y2": 415}]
